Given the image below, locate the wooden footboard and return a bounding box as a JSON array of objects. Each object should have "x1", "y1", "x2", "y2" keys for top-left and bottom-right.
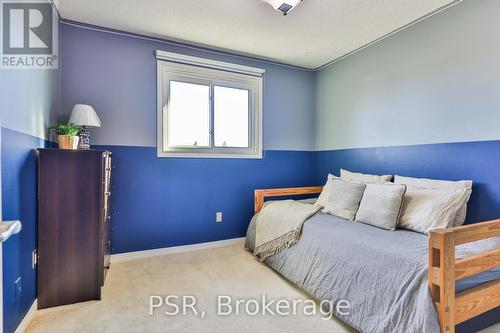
[
  {"x1": 254, "y1": 186, "x2": 323, "y2": 213},
  {"x1": 429, "y1": 219, "x2": 500, "y2": 333}
]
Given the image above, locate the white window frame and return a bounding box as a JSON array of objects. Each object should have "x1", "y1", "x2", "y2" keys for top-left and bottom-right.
[{"x1": 156, "y1": 51, "x2": 264, "y2": 159}]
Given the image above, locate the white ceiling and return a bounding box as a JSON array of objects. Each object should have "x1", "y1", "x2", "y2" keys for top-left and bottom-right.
[{"x1": 57, "y1": 0, "x2": 459, "y2": 69}]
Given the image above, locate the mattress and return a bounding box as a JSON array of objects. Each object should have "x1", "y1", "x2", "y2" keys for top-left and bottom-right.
[
  {"x1": 246, "y1": 211, "x2": 500, "y2": 294},
  {"x1": 247, "y1": 212, "x2": 441, "y2": 332},
  {"x1": 245, "y1": 211, "x2": 499, "y2": 332},
  {"x1": 456, "y1": 268, "x2": 500, "y2": 293}
]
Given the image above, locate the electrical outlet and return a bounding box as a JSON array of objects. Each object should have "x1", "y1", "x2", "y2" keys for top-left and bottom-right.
[
  {"x1": 14, "y1": 277, "x2": 22, "y2": 303},
  {"x1": 32, "y1": 249, "x2": 38, "y2": 268},
  {"x1": 216, "y1": 212, "x2": 223, "y2": 223}
]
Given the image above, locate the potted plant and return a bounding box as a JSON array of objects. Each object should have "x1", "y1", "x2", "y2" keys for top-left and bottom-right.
[{"x1": 49, "y1": 123, "x2": 81, "y2": 150}]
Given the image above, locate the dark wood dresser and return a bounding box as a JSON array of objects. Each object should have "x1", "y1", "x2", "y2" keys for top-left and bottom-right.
[{"x1": 37, "y1": 149, "x2": 113, "y2": 309}]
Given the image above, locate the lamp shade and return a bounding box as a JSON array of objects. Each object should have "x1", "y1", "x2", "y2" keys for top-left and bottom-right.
[{"x1": 69, "y1": 104, "x2": 101, "y2": 128}]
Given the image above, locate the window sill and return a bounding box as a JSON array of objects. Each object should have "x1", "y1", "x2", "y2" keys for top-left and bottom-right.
[{"x1": 157, "y1": 150, "x2": 263, "y2": 159}]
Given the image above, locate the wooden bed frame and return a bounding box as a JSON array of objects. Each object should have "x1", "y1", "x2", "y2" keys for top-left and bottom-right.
[{"x1": 254, "y1": 186, "x2": 500, "y2": 333}]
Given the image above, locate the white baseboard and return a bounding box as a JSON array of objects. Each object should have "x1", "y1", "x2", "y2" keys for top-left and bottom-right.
[
  {"x1": 111, "y1": 237, "x2": 245, "y2": 263},
  {"x1": 15, "y1": 299, "x2": 37, "y2": 333}
]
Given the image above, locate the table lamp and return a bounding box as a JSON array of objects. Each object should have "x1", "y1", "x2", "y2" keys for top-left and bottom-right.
[{"x1": 69, "y1": 104, "x2": 101, "y2": 150}]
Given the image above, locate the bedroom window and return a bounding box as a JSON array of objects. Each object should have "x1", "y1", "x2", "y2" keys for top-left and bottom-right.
[{"x1": 156, "y1": 51, "x2": 264, "y2": 158}]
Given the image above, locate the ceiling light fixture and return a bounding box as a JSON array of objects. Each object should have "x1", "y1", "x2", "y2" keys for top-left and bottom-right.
[{"x1": 263, "y1": 0, "x2": 303, "y2": 16}]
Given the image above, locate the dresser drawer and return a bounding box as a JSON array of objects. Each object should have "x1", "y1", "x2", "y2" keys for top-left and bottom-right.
[
  {"x1": 102, "y1": 219, "x2": 112, "y2": 285},
  {"x1": 104, "y1": 190, "x2": 112, "y2": 208},
  {"x1": 102, "y1": 210, "x2": 111, "y2": 235},
  {"x1": 103, "y1": 152, "x2": 112, "y2": 208},
  {"x1": 104, "y1": 171, "x2": 111, "y2": 195}
]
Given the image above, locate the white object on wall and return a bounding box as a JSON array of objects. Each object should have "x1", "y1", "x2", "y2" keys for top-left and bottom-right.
[{"x1": 216, "y1": 212, "x2": 223, "y2": 223}]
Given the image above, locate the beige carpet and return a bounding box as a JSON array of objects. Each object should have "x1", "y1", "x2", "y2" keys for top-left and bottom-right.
[
  {"x1": 27, "y1": 244, "x2": 499, "y2": 333},
  {"x1": 27, "y1": 243, "x2": 353, "y2": 333}
]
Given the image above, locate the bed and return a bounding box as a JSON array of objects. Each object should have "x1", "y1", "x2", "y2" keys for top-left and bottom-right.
[{"x1": 246, "y1": 187, "x2": 500, "y2": 333}]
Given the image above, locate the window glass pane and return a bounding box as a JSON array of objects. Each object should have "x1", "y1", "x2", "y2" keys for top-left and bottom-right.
[
  {"x1": 167, "y1": 81, "x2": 210, "y2": 147},
  {"x1": 214, "y1": 86, "x2": 249, "y2": 148}
]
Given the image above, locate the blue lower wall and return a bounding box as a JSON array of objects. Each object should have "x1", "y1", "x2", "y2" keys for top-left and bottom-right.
[
  {"x1": 2, "y1": 128, "x2": 48, "y2": 333},
  {"x1": 95, "y1": 145, "x2": 315, "y2": 254},
  {"x1": 314, "y1": 140, "x2": 500, "y2": 224}
]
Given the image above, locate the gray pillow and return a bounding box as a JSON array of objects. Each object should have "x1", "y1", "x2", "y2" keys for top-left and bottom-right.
[
  {"x1": 355, "y1": 183, "x2": 406, "y2": 230},
  {"x1": 341, "y1": 169, "x2": 392, "y2": 184},
  {"x1": 322, "y1": 179, "x2": 366, "y2": 220}
]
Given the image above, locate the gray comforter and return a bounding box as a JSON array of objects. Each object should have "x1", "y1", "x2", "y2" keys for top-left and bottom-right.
[{"x1": 246, "y1": 212, "x2": 440, "y2": 333}]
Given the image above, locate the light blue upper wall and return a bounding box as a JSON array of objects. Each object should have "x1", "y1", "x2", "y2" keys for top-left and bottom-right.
[
  {"x1": 0, "y1": 6, "x2": 60, "y2": 141},
  {"x1": 315, "y1": 0, "x2": 500, "y2": 151},
  {"x1": 60, "y1": 23, "x2": 316, "y2": 151},
  {"x1": 0, "y1": 65, "x2": 60, "y2": 141}
]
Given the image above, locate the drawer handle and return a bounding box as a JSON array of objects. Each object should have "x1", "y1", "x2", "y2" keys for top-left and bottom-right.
[{"x1": 105, "y1": 192, "x2": 111, "y2": 197}]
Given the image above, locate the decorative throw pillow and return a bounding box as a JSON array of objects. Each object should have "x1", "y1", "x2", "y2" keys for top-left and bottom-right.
[
  {"x1": 398, "y1": 186, "x2": 470, "y2": 234},
  {"x1": 394, "y1": 175, "x2": 472, "y2": 227},
  {"x1": 355, "y1": 183, "x2": 406, "y2": 231},
  {"x1": 315, "y1": 173, "x2": 337, "y2": 208},
  {"x1": 341, "y1": 169, "x2": 392, "y2": 184},
  {"x1": 322, "y1": 179, "x2": 366, "y2": 220}
]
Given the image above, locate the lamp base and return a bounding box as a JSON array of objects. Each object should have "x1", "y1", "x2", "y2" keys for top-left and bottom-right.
[{"x1": 78, "y1": 128, "x2": 91, "y2": 150}]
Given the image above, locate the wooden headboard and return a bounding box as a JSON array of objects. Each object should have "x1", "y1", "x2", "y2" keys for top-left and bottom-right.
[{"x1": 254, "y1": 186, "x2": 323, "y2": 213}]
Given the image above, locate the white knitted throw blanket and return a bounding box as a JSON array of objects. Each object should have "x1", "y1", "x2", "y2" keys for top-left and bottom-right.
[{"x1": 254, "y1": 200, "x2": 320, "y2": 261}]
